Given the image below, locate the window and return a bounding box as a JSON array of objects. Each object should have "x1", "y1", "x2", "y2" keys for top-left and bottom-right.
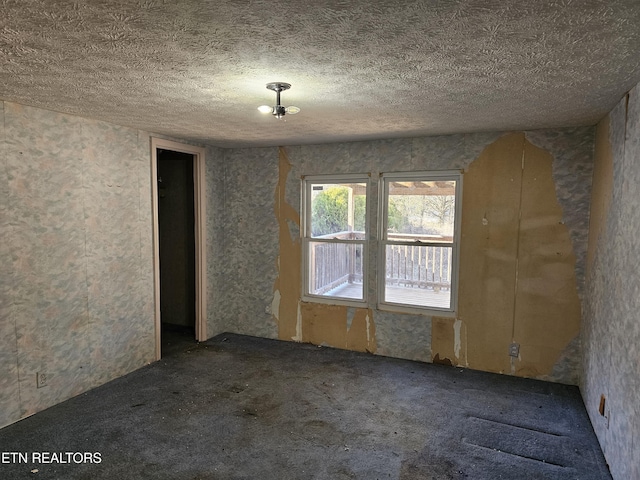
[
  {"x1": 379, "y1": 171, "x2": 462, "y2": 314},
  {"x1": 302, "y1": 175, "x2": 369, "y2": 306},
  {"x1": 301, "y1": 171, "x2": 461, "y2": 315}
]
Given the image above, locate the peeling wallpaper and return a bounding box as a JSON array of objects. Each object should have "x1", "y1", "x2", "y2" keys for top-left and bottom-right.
[
  {"x1": 279, "y1": 134, "x2": 505, "y2": 361},
  {"x1": 0, "y1": 102, "x2": 156, "y2": 428},
  {"x1": 582, "y1": 83, "x2": 640, "y2": 480},
  {"x1": 0, "y1": 98, "x2": 599, "y2": 434},
  {"x1": 526, "y1": 127, "x2": 595, "y2": 301},
  {"x1": 217, "y1": 129, "x2": 594, "y2": 384},
  {"x1": 456, "y1": 133, "x2": 583, "y2": 382}
]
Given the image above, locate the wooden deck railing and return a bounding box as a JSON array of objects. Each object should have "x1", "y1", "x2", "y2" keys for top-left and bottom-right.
[
  {"x1": 309, "y1": 231, "x2": 452, "y2": 296},
  {"x1": 385, "y1": 244, "x2": 452, "y2": 292},
  {"x1": 310, "y1": 231, "x2": 361, "y2": 295}
]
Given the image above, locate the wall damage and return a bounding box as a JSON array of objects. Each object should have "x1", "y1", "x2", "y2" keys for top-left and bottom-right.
[{"x1": 269, "y1": 132, "x2": 589, "y2": 385}]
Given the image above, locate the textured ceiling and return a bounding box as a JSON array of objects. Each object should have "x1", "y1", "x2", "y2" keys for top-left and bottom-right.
[{"x1": 2, "y1": 0, "x2": 640, "y2": 148}]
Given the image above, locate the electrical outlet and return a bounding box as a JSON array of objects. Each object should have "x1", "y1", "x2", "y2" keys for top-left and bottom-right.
[
  {"x1": 509, "y1": 342, "x2": 520, "y2": 357},
  {"x1": 36, "y1": 372, "x2": 48, "y2": 388}
]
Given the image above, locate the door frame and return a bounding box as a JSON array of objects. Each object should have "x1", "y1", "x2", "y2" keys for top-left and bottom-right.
[{"x1": 151, "y1": 138, "x2": 207, "y2": 360}]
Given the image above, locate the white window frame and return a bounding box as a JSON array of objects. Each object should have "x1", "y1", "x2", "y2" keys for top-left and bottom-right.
[
  {"x1": 301, "y1": 174, "x2": 370, "y2": 307},
  {"x1": 378, "y1": 170, "x2": 463, "y2": 316}
]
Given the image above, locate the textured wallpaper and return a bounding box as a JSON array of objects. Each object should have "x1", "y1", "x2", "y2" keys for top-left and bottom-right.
[
  {"x1": 0, "y1": 99, "x2": 602, "y2": 433},
  {"x1": 526, "y1": 127, "x2": 595, "y2": 301},
  {"x1": 0, "y1": 101, "x2": 20, "y2": 428},
  {"x1": 523, "y1": 127, "x2": 595, "y2": 385},
  {"x1": 283, "y1": 133, "x2": 506, "y2": 362},
  {"x1": 582, "y1": 85, "x2": 640, "y2": 480},
  {"x1": 205, "y1": 145, "x2": 227, "y2": 338},
  {"x1": 217, "y1": 147, "x2": 280, "y2": 339},
  {"x1": 0, "y1": 102, "x2": 156, "y2": 428}
]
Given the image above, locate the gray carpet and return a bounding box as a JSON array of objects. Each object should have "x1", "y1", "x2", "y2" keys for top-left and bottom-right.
[{"x1": 0, "y1": 333, "x2": 611, "y2": 479}]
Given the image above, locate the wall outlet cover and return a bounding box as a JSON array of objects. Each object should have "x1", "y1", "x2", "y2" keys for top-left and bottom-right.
[{"x1": 36, "y1": 372, "x2": 48, "y2": 388}]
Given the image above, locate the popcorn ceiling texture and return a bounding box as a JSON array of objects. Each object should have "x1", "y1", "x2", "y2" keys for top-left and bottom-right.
[{"x1": 1, "y1": 0, "x2": 640, "y2": 147}]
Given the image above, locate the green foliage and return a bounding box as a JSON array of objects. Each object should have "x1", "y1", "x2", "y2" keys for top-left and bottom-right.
[
  {"x1": 312, "y1": 187, "x2": 348, "y2": 236},
  {"x1": 311, "y1": 186, "x2": 366, "y2": 236},
  {"x1": 311, "y1": 187, "x2": 453, "y2": 237},
  {"x1": 354, "y1": 195, "x2": 366, "y2": 231},
  {"x1": 386, "y1": 198, "x2": 405, "y2": 232}
]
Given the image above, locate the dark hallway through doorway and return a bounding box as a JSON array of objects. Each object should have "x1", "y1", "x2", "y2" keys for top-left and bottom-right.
[{"x1": 157, "y1": 148, "x2": 197, "y2": 355}]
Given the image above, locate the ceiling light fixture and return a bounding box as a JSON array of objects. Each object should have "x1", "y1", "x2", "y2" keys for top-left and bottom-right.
[{"x1": 258, "y1": 82, "x2": 300, "y2": 119}]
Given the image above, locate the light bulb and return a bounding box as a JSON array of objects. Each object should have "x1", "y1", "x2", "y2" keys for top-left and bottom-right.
[{"x1": 258, "y1": 105, "x2": 272, "y2": 114}]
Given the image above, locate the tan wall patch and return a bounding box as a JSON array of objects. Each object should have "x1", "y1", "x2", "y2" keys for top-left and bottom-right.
[
  {"x1": 431, "y1": 317, "x2": 467, "y2": 366},
  {"x1": 458, "y1": 133, "x2": 524, "y2": 374},
  {"x1": 299, "y1": 302, "x2": 376, "y2": 353},
  {"x1": 346, "y1": 308, "x2": 376, "y2": 353},
  {"x1": 274, "y1": 147, "x2": 376, "y2": 352},
  {"x1": 513, "y1": 140, "x2": 581, "y2": 377},
  {"x1": 586, "y1": 117, "x2": 613, "y2": 274},
  {"x1": 274, "y1": 147, "x2": 302, "y2": 341},
  {"x1": 456, "y1": 133, "x2": 581, "y2": 378}
]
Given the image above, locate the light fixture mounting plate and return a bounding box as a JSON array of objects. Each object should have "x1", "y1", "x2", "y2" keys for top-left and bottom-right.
[{"x1": 266, "y1": 82, "x2": 291, "y2": 92}]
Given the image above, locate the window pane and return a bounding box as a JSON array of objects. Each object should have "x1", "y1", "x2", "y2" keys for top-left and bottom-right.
[
  {"x1": 387, "y1": 180, "x2": 456, "y2": 242},
  {"x1": 308, "y1": 241, "x2": 364, "y2": 300},
  {"x1": 383, "y1": 244, "x2": 452, "y2": 309},
  {"x1": 310, "y1": 183, "x2": 367, "y2": 238}
]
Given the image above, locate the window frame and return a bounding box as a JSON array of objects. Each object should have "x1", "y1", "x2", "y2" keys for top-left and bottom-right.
[
  {"x1": 377, "y1": 170, "x2": 463, "y2": 317},
  {"x1": 301, "y1": 174, "x2": 371, "y2": 307}
]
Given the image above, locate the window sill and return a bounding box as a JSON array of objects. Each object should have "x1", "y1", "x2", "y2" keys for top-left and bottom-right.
[
  {"x1": 377, "y1": 302, "x2": 457, "y2": 318},
  {"x1": 301, "y1": 295, "x2": 368, "y2": 309}
]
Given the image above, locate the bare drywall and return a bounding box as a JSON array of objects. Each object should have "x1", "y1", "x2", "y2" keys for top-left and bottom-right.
[
  {"x1": 514, "y1": 138, "x2": 582, "y2": 380},
  {"x1": 262, "y1": 131, "x2": 591, "y2": 384},
  {"x1": 299, "y1": 303, "x2": 376, "y2": 354},
  {"x1": 586, "y1": 119, "x2": 614, "y2": 273},
  {"x1": 431, "y1": 317, "x2": 467, "y2": 367},
  {"x1": 274, "y1": 148, "x2": 302, "y2": 342},
  {"x1": 273, "y1": 147, "x2": 376, "y2": 351},
  {"x1": 526, "y1": 127, "x2": 595, "y2": 302},
  {"x1": 455, "y1": 133, "x2": 523, "y2": 374},
  {"x1": 451, "y1": 133, "x2": 582, "y2": 381}
]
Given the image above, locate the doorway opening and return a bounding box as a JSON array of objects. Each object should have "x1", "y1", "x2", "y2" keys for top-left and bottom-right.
[{"x1": 151, "y1": 138, "x2": 207, "y2": 359}]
